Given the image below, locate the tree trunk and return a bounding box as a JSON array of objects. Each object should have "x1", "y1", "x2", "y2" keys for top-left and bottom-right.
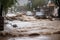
[
  {"x1": 0, "y1": 4, "x2": 4, "y2": 31},
  {"x1": 58, "y1": 7, "x2": 60, "y2": 18}
]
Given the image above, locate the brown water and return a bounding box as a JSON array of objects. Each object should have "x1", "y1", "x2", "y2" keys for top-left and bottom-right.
[{"x1": 0, "y1": 34, "x2": 60, "y2": 40}]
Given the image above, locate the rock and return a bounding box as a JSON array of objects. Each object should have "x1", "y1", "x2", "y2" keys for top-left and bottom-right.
[
  {"x1": 29, "y1": 33, "x2": 40, "y2": 37},
  {"x1": 53, "y1": 31, "x2": 60, "y2": 34},
  {"x1": 12, "y1": 24, "x2": 17, "y2": 28}
]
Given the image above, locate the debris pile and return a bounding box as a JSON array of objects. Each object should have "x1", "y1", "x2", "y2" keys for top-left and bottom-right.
[{"x1": 6, "y1": 13, "x2": 36, "y2": 21}]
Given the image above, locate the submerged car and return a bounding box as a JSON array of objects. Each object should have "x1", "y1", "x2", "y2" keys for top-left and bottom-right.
[
  {"x1": 35, "y1": 12, "x2": 46, "y2": 19},
  {"x1": 35, "y1": 8, "x2": 46, "y2": 19}
]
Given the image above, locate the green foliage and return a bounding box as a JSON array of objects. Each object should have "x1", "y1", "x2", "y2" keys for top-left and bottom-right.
[
  {"x1": 26, "y1": 0, "x2": 46, "y2": 11},
  {"x1": 32, "y1": 0, "x2": 46, "y2": 8},
  {"x1": 26, "y1": 4, "x2": 33, "y2": 11},
  {"x1": 53, "y1": 0, "x2": 60, "y2": 6},
  {"x1": 0, "y1": 0, "x2": 17, "y2": 14}
]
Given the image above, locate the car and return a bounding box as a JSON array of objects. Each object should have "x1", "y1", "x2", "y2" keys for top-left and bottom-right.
[
  {"x1": 35, "y1": 11, "x2": 46, "y2": 19},
  {"x1": 26, "y1": 11, "x2": 33, "y2": 16}
]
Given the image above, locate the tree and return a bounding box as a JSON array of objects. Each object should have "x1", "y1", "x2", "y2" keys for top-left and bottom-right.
[
  {"x1": 0, "y1": 0, "x2": 17, "y2": 31},
  {"x1": 0, "y1": 0, "x2": 17, "y2": 14},
  {"x1": 26, "y1": 0, "x2": 47, "y2": 11},
  {"x1": 32, "y1": 0, "x2": 46, "y2": 8}
]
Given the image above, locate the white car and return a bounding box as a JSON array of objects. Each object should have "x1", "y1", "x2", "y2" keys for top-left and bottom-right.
[
  {"x1": 35, "y1": 11, "x2": 45, "y2": 19},
  {"x1": 26, "y1": 11, "x2": 33, "y2": 16}
]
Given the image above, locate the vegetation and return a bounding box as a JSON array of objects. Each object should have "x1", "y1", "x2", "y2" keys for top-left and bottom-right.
[
  {"x1": 0, "y1": 0, "x2": 17, "y2": 31},
  {"x1": 0, "y1": 0, "x2": 17, "y2": 15},
  {"x1": 32, "y1": 0, "x2": 46, "y2": 8},
  {"x1": 26, "y1": 0, "x2": 47, "y2": 11},
  {"x1": 53, "y1": 0, "x2": 59, "y2": 6}
]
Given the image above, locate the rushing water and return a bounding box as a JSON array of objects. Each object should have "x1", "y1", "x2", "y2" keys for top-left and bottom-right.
[{"x1": 0, "y1": 34, "x2": 60, "y2": 40}]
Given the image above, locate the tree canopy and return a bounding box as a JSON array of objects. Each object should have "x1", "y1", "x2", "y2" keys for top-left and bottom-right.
[
  {"x1": 0, "y1": 0, "x2": 17, "y2": 14},
  {"x1": 53, "y1": 0, "x2": 60, "y2": 6},
  {"x1": 32, "y1": 0, "x2": 46, "y2": 8},
  {"x1": 26, "y1": 0, "x2": 48, "y2": 11}
]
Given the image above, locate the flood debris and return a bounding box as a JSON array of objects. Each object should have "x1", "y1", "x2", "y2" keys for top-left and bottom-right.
[{"x1": 3, "y1": 13, "x2": 60, "y2": 37}]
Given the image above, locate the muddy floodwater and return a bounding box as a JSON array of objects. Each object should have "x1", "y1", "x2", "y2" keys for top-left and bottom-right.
[
  {"x1": 0, "y1": 34, "x2": 60, "y2": 40},
  {"x1": 4, "y1": 14, "x2": 60, "y2": 40}
]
